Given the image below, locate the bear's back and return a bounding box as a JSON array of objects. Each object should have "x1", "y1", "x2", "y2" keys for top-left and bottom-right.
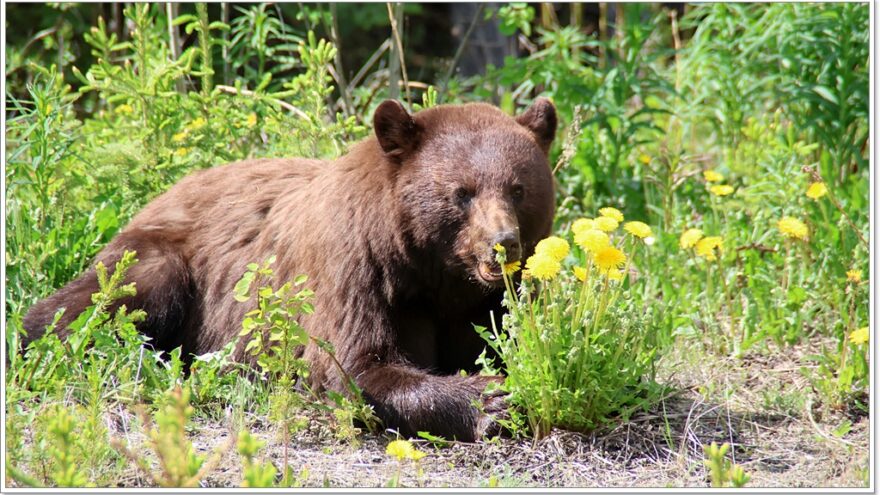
[{"x1": 125, "y1": 158, "x2": 322, "y2": 254}]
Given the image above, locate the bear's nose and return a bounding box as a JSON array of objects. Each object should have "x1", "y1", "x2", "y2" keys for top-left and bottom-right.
[{"x1": 493, "y1": 231, "x2": 522, "y2": 261}]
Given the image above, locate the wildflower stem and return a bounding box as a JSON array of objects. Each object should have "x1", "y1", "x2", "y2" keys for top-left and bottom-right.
[
  {"x1": 573, "y1": 259, "x2": 592, "y2": 328},
  {"x1": 716, "y1": 256, "x2": 736, "y2": 354},
  {"x1": 781, "y1": 240, "x2": 791, "y2": 294}
]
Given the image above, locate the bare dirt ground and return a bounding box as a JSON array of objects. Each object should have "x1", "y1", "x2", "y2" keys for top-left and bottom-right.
[{"x1": 104, "y1": 339, "x2": 869, "y2": 489}]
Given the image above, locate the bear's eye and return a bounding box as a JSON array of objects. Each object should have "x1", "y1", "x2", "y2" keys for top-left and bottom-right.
[
  {"x1": 454, "y1": 187, "x2": 473, "y2": 206},
  {"x1": 511, "y1": 184, "x2": 525, "y2": 202}
]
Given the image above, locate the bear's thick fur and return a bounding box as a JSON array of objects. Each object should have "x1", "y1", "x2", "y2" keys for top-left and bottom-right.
[{"x1": 22, "y1": 99, "x2": 557, "y2": 441}]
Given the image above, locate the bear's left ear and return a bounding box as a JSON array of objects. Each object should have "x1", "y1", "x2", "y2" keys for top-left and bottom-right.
[
  {"x1": 374, "y1": 100, "x2": 421, "y2": 160},
  {"x1": 516, "y1": 97, "x2": 557, "y2": 154}
]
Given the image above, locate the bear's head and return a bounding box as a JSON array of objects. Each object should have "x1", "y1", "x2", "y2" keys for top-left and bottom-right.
[{"x1": 374, "y1": 98, "x2": 557, "y2": 287}]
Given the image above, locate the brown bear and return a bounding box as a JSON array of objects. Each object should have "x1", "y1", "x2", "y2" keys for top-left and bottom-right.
[{"x1": 22, "y1": 98, "x2": 557, "y2": 441}]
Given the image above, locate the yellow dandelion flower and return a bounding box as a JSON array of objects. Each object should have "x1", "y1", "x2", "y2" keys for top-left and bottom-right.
[
  {"x1": 709, "y1": 185, "x2": 735, "y2": 196},
  {"x1": 593, "y1": 246, "x2": 626, "y2": 273},
  {"x1": 493, "y1": 243, "x2": 519, "y2": 274},
  {"x1": 386, "y1": 440, "x2": 415, "y2": 461},
  {"x1": 574, "y1": 228, "x2": 610, "y2": 253},
  {"x1": 174, "y1": 147, "x2": 190, "y2": 158},
  {"x1": 806, "y1": 182, "x2": 827, "y2": 200},
  {"x1": 703, "y1": 170, "x2": 724, "y2": 182},
  {"x1": 573, "y1": 266, "x2": 587, "y2": 282},
  {"x1": 409, "y1": 449, "x2": 426, "y2": 461},
  {"x1": 607, "y1": 269, "x2": 625, "y2": 281},
  {"x1": 115, "y1": 103, "x2": 133, "y2": 115},
  {"x1": 695, "y1": 236, "x2": 723, "y2": 261},
  {"x1": 849, "y1": 327, "x2": 869, "y2": 345},
  {"x1": 503, "y1": 260, "x2": 521, "y2": 274},
  {"x1": 680, "y1": 228, "x2": 704, "y2": 249},
  {"x1": 599, "y1": 207, "x2": 624, "y2": 222},
  {"x1": 623, "y1": 221, "x2": 652, "y2": 239},
  {"x1": 172, "y1": 131, "x2": 188, "y2": 143},
  {"x1": 594, "y1": 216, "x2": 619, "y2": 232},
  {"x1": 525, "y1": 253, "x2": 561, "y2": 280},
  {"x1": 846, "y1": 269, "x2": 862, "y2": 283},
  {"x1": 189, "y1": 117, "x2": 206, "y2": 130},
  {"x1": 638, "y1": 154, "x2": 651, "y2": 165},
  {"x1": 535, "y1": 236, "x2": 570, "y2": 262},
  {"x1": 245, "y1": 112, "x2": 258, "y2": 128},
  {"x1": 571, "y1": 218, "x2": 596, "y2": 236},
  {"x1": 777, "y1": 216, "x2": 808, "y2": 240}
]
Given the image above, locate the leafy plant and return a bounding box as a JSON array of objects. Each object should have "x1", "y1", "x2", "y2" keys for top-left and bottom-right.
[
  {"x1": 495, "y1": 3, "x2": 535, "y2": 37},
  {"x1": 227, "y1": 3, "x2": 302, "y2": 87},
  {"x1": 112, "y1": 387, "x2": 234, "y2": 487},
  {"x1": 44, "y1": 407, "x2": 92, "y2": 487},
  {"x1": 703, "y1": 442, "x2": 750, "y2": 488},
  {"x1": 8, "y1": 251, "x2": 155, "y2": 398},
  {"x1": 237, "y1": 430, "x2": 278, "y2": 488},
  {"x1": 234, "y1": 257, "x2": 378, "y2": 482},
  {"x1": 234, "y1": 256, "x2": 314, "y2": 486}
]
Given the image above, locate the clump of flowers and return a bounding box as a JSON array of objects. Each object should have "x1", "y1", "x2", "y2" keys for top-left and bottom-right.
[
  {"x1": 594, "y1": 246, "x2": 626, "y2": 274},
  {"x1": 849, "y1": 327, "x2": 869, "y2": 345},
  {"x1": 846, "y1": 269, "x2": 862, "y2": 283},
  {"x1": 806, "y1": 182, "x2": 827, "y2": 200},
  {"x1": 571, "y1": 218, "x2": 596, "y2": 234},
  {"x1": 680, "y1": 228, "x2": 704, "y2": 249},
  {"x1": 535, "y1": 236, "x2": 570, "y2": 261},
  {"x1": 574, "y1": 228, "x2": 609, "y2": 253},
  {"x1": 483, "y1": 210, "x2": 662, "y2": 438},
  {"x1": 703, "y1": 169, "x2": 724, "y2": 182},
  {"x1": 777, "y1": 216, "x2": 809, "y2": 240},
  {"x1": 385, "y1": 439, "x2": 426, "y2": 487},
  {"x1": 594, "y1": 216, "x2": 619, "y2": 232},
  {"x1": 503, "y1": 260, "x2": 521, "y2": 275},
  {"x1": 709, "y1": 185, "x2": 734, "y2": 197},
  {"x1": 115, "y1": 103, "x2": 134, "y2": 115},
  {"x1": 623, "y1": 221, "x2": 652, "y2": 240},
  {"x1": 599, "y1": 206, "x2": 624, "y2": 222},
  {"x1": 524, "y1": 252, "x2": 561, "y2": 281},
  {"x1": 680, "y1": 228, "x2": 724, "y2": 262},
  {"x1": 385, "y1": 439, "x2": 425, "y2": 462},
  {"x1": 695, "y1": 236, "x2": 723, "y2": 261}
]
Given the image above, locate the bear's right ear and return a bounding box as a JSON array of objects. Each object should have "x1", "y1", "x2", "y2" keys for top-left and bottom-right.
[{"x1": 374, "y1": 100, "x2": 421, "y2": 159}]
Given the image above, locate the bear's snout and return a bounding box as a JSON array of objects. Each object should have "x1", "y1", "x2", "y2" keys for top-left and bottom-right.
[{"x1": 492, "y1": 230, "x2": 522, "y2": 263}]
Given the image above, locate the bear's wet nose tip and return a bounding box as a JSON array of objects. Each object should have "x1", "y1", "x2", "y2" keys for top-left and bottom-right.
[{"x1": 493, "y1": 231, "x2": 522, "y2": 261}]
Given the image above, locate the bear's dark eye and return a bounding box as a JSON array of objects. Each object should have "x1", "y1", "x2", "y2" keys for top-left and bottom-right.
[
  {"x1": 454, "y1": 187, "x2": 473, "y2": 207},
  {"x1": 511, "y1": 184, "x2": 525, "y2": 202}
]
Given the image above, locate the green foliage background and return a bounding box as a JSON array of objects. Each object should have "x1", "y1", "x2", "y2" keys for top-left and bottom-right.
[{"x1": 3, "y1": 2, "x2": 870, "y2": 488}]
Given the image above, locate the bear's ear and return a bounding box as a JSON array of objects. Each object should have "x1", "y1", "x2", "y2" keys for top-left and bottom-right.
[
  {"x1": 516, "y1": 97, "x2": 557, "y2": 154},
  {"x1": 374, "y1": 100, "x2": 420, "y2": 159}
]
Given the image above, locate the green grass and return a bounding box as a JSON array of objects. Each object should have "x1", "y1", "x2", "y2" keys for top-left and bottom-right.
[{"x1": 4, "y1": 2, "x2": 869, "y2": 488}]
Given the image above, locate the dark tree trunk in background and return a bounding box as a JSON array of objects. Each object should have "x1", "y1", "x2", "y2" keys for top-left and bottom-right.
[
  {"x1": 112, "y1": 2, "x2": 125, "y2": 43},
  {"x1": 449, "y1": 3, "x2": 515, "y2": 79}
]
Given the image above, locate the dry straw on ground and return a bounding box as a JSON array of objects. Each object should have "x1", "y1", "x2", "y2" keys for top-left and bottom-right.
[{"x1": 69, "y1": 339, "x2": 867, "y2": 489}]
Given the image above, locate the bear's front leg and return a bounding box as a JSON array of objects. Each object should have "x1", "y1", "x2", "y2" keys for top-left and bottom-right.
[{"x1": 356, "y1": 362, "x2": 505, "y2": 442}]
